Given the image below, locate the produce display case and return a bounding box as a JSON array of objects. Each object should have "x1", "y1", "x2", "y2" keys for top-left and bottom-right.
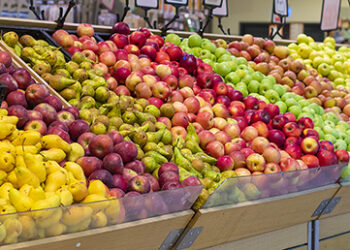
[{"x1": 0, "y1": 185, "x2": 201, "y2": 247}]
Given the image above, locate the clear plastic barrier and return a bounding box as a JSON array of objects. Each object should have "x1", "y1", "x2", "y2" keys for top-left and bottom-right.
[
  {"x1": 0, "y1": 185, "x2": 202, "y2": 245},
  {"x1": 203, "y1": 164, "x2": 346, "y2": 209}
]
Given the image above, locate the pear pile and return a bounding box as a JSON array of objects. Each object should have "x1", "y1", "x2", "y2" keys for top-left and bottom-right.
[{"x1": 0, "y1": 108, "x2": 122, "y2": 244}]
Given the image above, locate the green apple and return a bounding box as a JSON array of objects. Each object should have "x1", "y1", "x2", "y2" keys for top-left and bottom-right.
[
  {"x1": 302, "y1": 107, "x2": 315, "y2": 114},
  {"x1": 273, "y1": 84, "x2": 286, "y2": 97},
  {"x1": 265, "y1": 89, "x2": 280, "y2": 104},
  {"x1": 317, "y1": 63, "x2": 331, "y2": 76},
  {"x1": 281, "y1": 93, "x2": 295, "y2": 102},
  {"x1": 313, "y1": 117, "x2": 324, "y2": 128},
  {"x1": 338, "y1": 130, "x2": 347, "y2": 141},
  {"x1": 334, "y1": 78, "x2": 345, "y2": 86},
  {"x1": 201, "y1": 40, "x2": 216, "y2": 53},
  {"x1": 288, "y1": 105, "x2": 301, "y2": 117},
  {"x1": 199, "y1": 49, "x2": 212, "y2": 60},
  {"x1": 275, "y1": 101, "x2": 287, "y2": 113},
  {"x1": 323, "y1": 112, "x2": 339, "y2": 124},
  {"x1": 258, "y1": 78, "x2": 273, "y2": 95},
  {"x1": 225, "y1": 72, "x2": 240, "y2": 84},
  {"x1": 247, "y1": 67, "x2": 255, "y2": 75},
  {"x1": 338, "y1": 121, "x2": 350, "y2": 130},
  {"x1": 218, "y1": 54, "x2": 233, "y2": 63},
  {"x1": 340, "y1": 166, "x2": 350, "y2": 181},
  {"x1": 214, "y1": 62, "x2": 231, "y2": 77},
  {"x1": 182, "y1": 47, "x2": 193, "y2": 54},
  {"x1": 298, "y1": 112, "x2": 314, "y2": 120},
  {"x1": 299, "y1": 99, "x2": 310, "y2": 107},
  {"x1": 235, "y1": 86, "x2": 248, "y2": 97},
  {"x1": 334, "y1": 61, "x2": 345, "y2": 73},
  {"x1": 227, "y1": 60, "x2": 237, "y2": 72},
  {"x1": 192, "y1": 47, "x2": 202, "y2": 57},
  {"x1": 236, "y1": 57, "x2": 247, "y2": 65},
  {"x1": 296, "y1": 34, "x2": 309, "y2": 44},
  {"x1": 312, "y1": 56, "x2": 324, "y2": 68},
  {"x1": 324, "y1": 134, "x2": 336, "y2": 144},
  {"x1": 334, "y1": 139, "x2": 347, "y2": 150},
  {"x1": 266, "y1": 75, "x2": 276, "y2": 85},
  {"x1": 251, "y1": 71, "x2": 264, "y2": 82},
  {"x1": 294, "y1": 95, "x2": 304, "y2": 101},
  {"x1": 324, "y1": 120, "x2": 335, "y2": 127},
  {"x1": 203, "y1": 59, "x2": 214, "y2": 68},
  {"x1": 247, "y1": 80, "x2": 259, "y2": 93},
  {"x1": 215, "y1": 47, "x2": 228, "y2": 59},
  {"x1": 288, "y1": 43, "x2": 298, "y2": 50},
  {"x1": 180, "y1": 38, "x2": 189, "y2": 47},
  {"x1": 257, "y1": 95, "x2": 269, "y2": 104},
  {"x1": 297, "y1": 44, "x2": 312, "y2": 58},
  {"x1": 242, "y1": 74, "x2": 252, "y2": 84},
  {"x1": 188, "y1": 34, "x2": 202, "y2": 48},
  {"x1": 314, "y1": 127, "x2": 324, "y2": 139},
  {"x1": 165, "y1": 34, "x2": 181, "y2": 46},
  {"x1": 236, "y1": 82, "x2": 247, "y2": 89},
  {"x1": 285, "y1": 98, "x2": 298, "y2": 107},
  {"x1": 333, "y1": 53, "x2": 344, "y2": 63},
  {"x1": 236, "y1": 69, "x2": 246, "y2": 79}
]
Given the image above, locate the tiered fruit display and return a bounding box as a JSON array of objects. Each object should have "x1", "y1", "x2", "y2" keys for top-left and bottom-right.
[{"x1": 1, "y1": 22, "x2": 350, "y2": 217}]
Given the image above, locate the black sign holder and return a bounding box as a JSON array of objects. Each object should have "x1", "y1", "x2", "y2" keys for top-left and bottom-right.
[
  {"x1": 213, "y1": 0, "x2": 229, "y2": 35},
  {"x1": 198, "y1": 0, "x2": 224, "y2": 37},
  {"x1": 268, "y1": 0, "x2": 288, "y2": 40},
  {"x1": 29, "y1": 0, "x2": 76, "y2": 30},
  {"x1": 116, "y1": 0, "x2": 130, "y2": 23},
  {"x1": 160, "y1": 0, "x2": 188, "y2": 36},
  {"x1": 135, "y1": 0, "x2": 159, "y2": 29}
]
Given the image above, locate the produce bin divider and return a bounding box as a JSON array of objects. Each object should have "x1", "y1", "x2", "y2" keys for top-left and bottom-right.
[{"x1": 0, "y1": 40, "x2": 71, "y2": 107}]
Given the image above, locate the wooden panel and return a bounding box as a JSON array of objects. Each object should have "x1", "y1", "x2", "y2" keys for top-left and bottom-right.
[
  {"x1": 201, "y1": 223, "x2": 307, "y2": 250},
  {"x1": 180, "y1": 185, "x2": 339, "y2": 250},
  {"x1": 320, "y1": 232, "x2": 350, "y2": 250},
  {"x1": 318, "y1": 183, "x2": 350, "y2": 219},
  {"x1": 0, "y1": 40, "x2": 70, "y2": 107},
  {"x1": 2, "y1": 210, "x2": 193, "y2": 250},
  {"x1": 319, "y1": 213, "x2": 350, "y2": 239}
]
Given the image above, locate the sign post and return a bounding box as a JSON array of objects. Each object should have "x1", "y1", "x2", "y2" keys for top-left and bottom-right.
[
  {"x1": 198, "y1": 0, "x2": 224, "y2": 36},
  {"x1": 135, "y1": 0, "x2": 159, "y2": 28},
  {"x1": 269, "y1": 0, "x2": 288, "y2": 40},
  {"x1": 212, "y1": 0, "x2": 229, "y2": 35}
]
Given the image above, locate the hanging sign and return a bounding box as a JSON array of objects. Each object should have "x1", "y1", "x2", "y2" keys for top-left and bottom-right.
[
  {"x1": 135, "y1": 0, "x2": 158, "y2": 8},
  {"x1": 320, "y1": 0, "x2": 341, "y2": 31},
  {"x1": 101, "y1": 0, "x2": 115, "y2": 11},
  {"x1": 273, "y1": 0, "x2": 288, "y2": 17},
  {"x1": 213, "y1": 0, "x2": 228, "y2": 17},
  {"x1": 271, "y1": 12, "x2": 286, "y2": 24},
  {"x1": 164, "y1": 0, "x2": 189, "y2": 6},
  {"x1": 203, "y1": 0, "x2": 223, "y2": 8}
]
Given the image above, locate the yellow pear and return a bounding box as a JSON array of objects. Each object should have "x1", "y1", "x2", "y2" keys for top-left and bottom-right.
[
  {"x1": 3, "y1": 218, "x2": 22, "y2": 244},
  {"x1": 0, "y1": 115, "x2": 18, "y2": 125},
  {"x1": 45, "y1": 222, "x2": 66, "y2": 237},
  {"x1": 44, "y1": 160, "x2": 62, "y2": 174},
  {"x1": 15, "y1": 145, "x2": 39, "y2": 156},
  {"x1": 0, "y1": 109, "x2": 8, "y2": 116},
  {"x1": 67, "y1": 143, "x2": 84, "y2": 162},
  {"x1": 88, "y1": 180, "x2": 107, "y2": 197},
  {"x1": 104, "y1": 198, "x2": 122, "y2": 225},
  {"x1": 0, "y1": 221, "x2": 6, "y2": 243},
  {"x1": 82, "y1": 194, "x2": 108, "y2": 213},
  {"x1": 15, "y1": 166, "x2": 40, "y2": 188},
  {"x1": 0, "y1": 123, "x2": 16, "y2": 140},
  {"x1": 68, "y1": 180, "x2": 88, "y2": 202},
  {"x1": 41, "y1": 134, "x2": 71, "y2": 153},
  {"x1": 0, "y1": 153, "x2": 15, "y2": 173},
  {"x1": 36, "y1": 208, "x2": 62, "y2": 228},
  {"x1": 24, "y1": 153, "x2": 46, "y2": 182},
  {"x1": 61, "y1": 206, "x2": 93, "y2": 226},
  {"x1": 7, "y1": 129, "x2": 23, "y2": 142},
  {"x1": 45, "y1": 169, "x2": 67, "y2": 192},
  {"x1": 64, "y1": 161, "x2": 86, "y2": 182},
  {"x1": 9, "y1": 188, "x2": 33, "y2": 212},
  {"x1": 19, "y1": 184, "x2": 33, "y2": 196},
  {"x1": 56, "y1": 186, "x2": 73, "y2": 206},
  {"x1": 6, "y1": 170, "x2": 19, "y2": 188},
  {"x1": 31, "y1": 194, "x2": 61, "y2": 220},
  {"x1": 28, "y1": 186, "x2": 46, "y2": 202},
  {"x1": 67, "y1": 217, "x2": 91, "y2": 233},
  {"x1": 0, "y1": 204, "x2": 17, "y2": 222},
  {"x1": 91, "y1": 211, "x2": 107, "y2": 228},
  {"x1": 12, "y1": 130, "x2": 41, "y2": 146},
  {"x1": 18, "y1": 215, "x2": 37, "y2": 240},
  {"x1": 0, "y1": 141, "x2": 15, "y2": 154},
  {"x1": 0, "y1": 183, "x2": 13, "y2": 200},
  {"x1": 0, "y1": 171, "x2": 7, "y2": 186},
  {"x1": 40, "y1": 148, "x2": 66, "y2": 162}
]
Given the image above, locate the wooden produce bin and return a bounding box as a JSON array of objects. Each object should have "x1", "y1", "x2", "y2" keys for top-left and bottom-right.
[
  {"x1": 2, "y1": 210, "x2": 194, "y2": 250},
  {"x1": 174, "y1": 184, "x2": 340, "y2": 250}
]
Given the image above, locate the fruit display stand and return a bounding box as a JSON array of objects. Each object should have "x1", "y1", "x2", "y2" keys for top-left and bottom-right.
[{"x1": 172, "y1": 164, "x2": 345, "y2": 250}]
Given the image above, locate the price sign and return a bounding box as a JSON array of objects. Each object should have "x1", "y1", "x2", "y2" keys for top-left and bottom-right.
[
  {"x1": 321, "y1": 0, "x2": 341, "y2": 31},
  {"x1": 273, "y1": 0, "x2": 288, "y2": 17},
  {"x1": 213, "y1": 0, "x2": 228, "y2": 17},
  {"x1": 203, "y1": 0, "x2": 223, "y2": 8},
  {"x1": 271, "y1": 12, "x2": 286, "y2": 24},
  {"x1": 101, "y1": 0, "x2": 115, "y2": 11},
  {"x1": 135, "y1": 0, "x2": 158, "y2": 9},
  {"x1": 164, "y1": 0, "x2": 188, "y2": 6}
]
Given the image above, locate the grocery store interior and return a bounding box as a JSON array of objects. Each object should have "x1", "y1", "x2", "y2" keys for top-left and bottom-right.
[{"x1": 0, "y1": 0, "x2": 350, "y2": 249}]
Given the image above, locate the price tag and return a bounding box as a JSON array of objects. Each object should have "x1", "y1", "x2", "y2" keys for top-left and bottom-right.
[
  {"x1": 203, "y1": 0, "x2": 223, "y2": 8},
  {"x1": 321, "y1": 0, "x2": 341, "y2": 31},
  {"x1": 164, "y1": 0, "x2": 188, "y2": 6},
  {"x1": 273, "y1": 0, "x2": 288, "y2": 17},
  {"x1": 213, "y1": 0, "x2": 228, "y2": 17},
  {"x1": 101, "y1": 0, "x2": 115, "y2": 11},
  {"x1": 135, "y1": 0, "x2": 158, "y2": 9}
]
